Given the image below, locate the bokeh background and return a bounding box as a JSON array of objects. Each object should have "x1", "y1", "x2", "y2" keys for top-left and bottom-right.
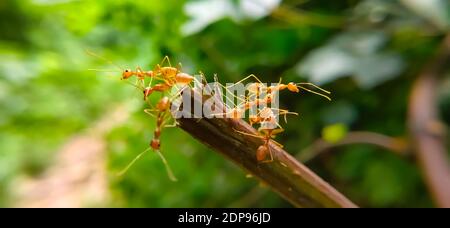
[{"x1": 0, "y1": 0, "x2": 449, "y2": 207}]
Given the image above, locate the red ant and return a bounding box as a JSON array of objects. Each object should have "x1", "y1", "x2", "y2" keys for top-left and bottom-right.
[
  {"x1": 248, "y1": 107, "x2": 298, "y2": 127},
  {"x1": 235, "y1": 127, "x2": 285, "y2": 163},
  {"x1": 87, "y1": 50, "x2": 193, "y2": 91},
  {"x1": 118, "y1": 96, "x2": 178, "y2": 181},
  {"x1": 226, "y1": 74, "x2": 332, "y2": 101}
]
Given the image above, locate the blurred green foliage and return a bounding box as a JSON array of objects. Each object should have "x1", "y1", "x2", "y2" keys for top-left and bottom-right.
[{"x1": 0, "y1": 0, "x2": 449, "y2": 207}]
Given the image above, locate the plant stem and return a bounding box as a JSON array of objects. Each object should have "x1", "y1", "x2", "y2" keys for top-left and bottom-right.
[{"x1": 408, "y1": 34, "x2": 450, "y2": 207}]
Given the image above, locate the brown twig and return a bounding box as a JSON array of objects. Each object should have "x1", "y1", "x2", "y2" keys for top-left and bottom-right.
[
  {"x1": 271, "y1": 5, "x2": 344, "y2": 28},
  {"x1": 176, "y1": 89, "x2": 357, "y2": 208},
  {"x1": 408, "y1": 34, "x2": 450, "y2": 207},
  {"x1": 298, "y1": 131, "x2": 410, "y2": 162}
]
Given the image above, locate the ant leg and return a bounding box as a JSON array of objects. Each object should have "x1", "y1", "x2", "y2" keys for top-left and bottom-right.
[
  {"x1": 168, "y1": 85, "x2": 184, "y2": 100},
  {"x1": 190, "y1": 72, "x2": 204, "y2": 89},
  {"x1": 159, "y1": 77, "x2": 175, "y2": 87},
  {"x1": 188, "y1": 76, "x2": 203, "y2": 90},
  {"x1": 271, "y1": 128, "x2": 285, "y2": 136},
  {"x1": 164, "y1": 120, "x2": 178, "y2": 128},
  {"x1": 164, "y1": 114, "x2": 178, "y2": 127},
  {"x1": 123, "y1": 80, "x2": 144, "y2": 90},
  {"x1": 259, "y1": 119, "x2": 284, "y2": 131},
  {"x1": 270, "y1": 107, "x2": 299, "y2": 123},
  {"x1": 233, "y1": 129, "x2": 265, "y2": 139},
  {"x1": 160, "y1": 56, "x2": 172, "y2": 67},
  {"x1": 226, "y1": 74, "x2": 264, "y2": 88},
  {"x1": 117, "y1": 147, "x2": 152, "y2": 176},
  {"x1": 172, "y1": 81, "x2": 182, "y2": 96},
  {"x1": 260, "y1": 146, "x2": 274, "y2": 163},
  {"x1": 268, "y1": 146, "x2": 274, "y2": 162},
  {"x1": 212, "y1": 75, "x2": 248, "y2": 111},
  {"x1": 215, "y1": 81, "x2": 247, "y2": 108},
  {"x1": 144, "y1": 108, "x2": 159, "y2": 118},
  {"x1": 146, "y1": 74, "x2": 154, "y2": 88},
  {"x1": 132, "y1": 66, "x2": 146, "y2": 87},
  {"x1": 270, "y1": 139, "x2": 284, "y2": 148},
  {"x1": 154, "y1": 149, "x2": 177, "y2": 181},
  {"x1": 199, "y1": 71, "x2": 209, "y2": 85},
  {"x1": 275, "y1": 120, "x2": 284, "y2": 130},
  {"x1": 151, "y1": 74, "x2": 169, "y2": 82},
  {"x1": 154, "y1": 64, "x2": 162, "y2": 74},
  {"x1": 209, "y1": 108, "x2": 236, "y2": 118},
  {"x1": 159, "y1": 112, "x2": 178, "y2": 128}
]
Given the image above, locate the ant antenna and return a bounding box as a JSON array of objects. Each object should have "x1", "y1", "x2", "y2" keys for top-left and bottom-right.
[
  {"x1": 296, "y1": 83, "x2": 332, "y2": 101},
  {"x1": 297, "y1": 82, "x2": 331, "y2": 94},
  {"x1": 85, "y1": 49, "x2": 124, "y2": 71},
  {"x1": 87, "y1": 69, "x2": 120, "y2": 72}
]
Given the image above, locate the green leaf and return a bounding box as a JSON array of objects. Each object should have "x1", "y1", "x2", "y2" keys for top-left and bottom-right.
[
  {"x1": 297, "y1": 30, "x2": 405, "y2": 89},
  {"x1": 322, "y1": 123, "x2": 349, "y2": 144},
  {"x1": 400, "y1": 0, "x2": 450, "y2": 30},
  {"x1": 182, "y1": 0, "x2": 281, "y2": 35}
]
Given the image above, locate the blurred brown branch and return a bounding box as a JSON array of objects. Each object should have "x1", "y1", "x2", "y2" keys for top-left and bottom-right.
[
  {"x1": 298, "y1": 131, "x2": 410, "y2": 162},
  {"x1": 177, "y1": 89, "x2": 357, "y2": 208},
  {"x1": 271, "y1": 5, "x2": 344, "y2": 28},
  {"x1": 408, "y1": 34, "x2": 450, "y2": 208}
]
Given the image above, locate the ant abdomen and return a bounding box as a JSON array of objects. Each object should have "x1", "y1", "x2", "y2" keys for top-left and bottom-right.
[
  {"x1": 256, "y1": 145, "x2": 269, "y2": 162},
  {"x1": 175, "y1": 72, "x2": 194, "y2": 85},
  {"x1": 287, "y1": 82, "x2": 299, "y2": 93}
]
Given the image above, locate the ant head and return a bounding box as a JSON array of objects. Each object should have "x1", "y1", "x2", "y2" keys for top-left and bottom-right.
[
  {"x1": 249, "y1": 115, "x2": 258, "y2": 125},
  {"x1": 265, "y1": 93, "x2": 273, "y2": 103},
  {"x1": 122, "y1": 69, "x2": 134, "y2": 79},
  {"x1": 287, "y1": 82, "x2": 299, "y2": 93},
  {"x1": 150, "y1": 139, "x2": 160, "y2": 150}
]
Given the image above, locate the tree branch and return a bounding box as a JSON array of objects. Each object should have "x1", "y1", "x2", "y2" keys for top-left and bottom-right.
[
  {"x1": 298, "y1": 131, "x2": 410, "y2": 162},
  {"x1": 408, "y1": 34, "x2": 450, "y2": 207},
  {"x1": 176, "y1": 89, "x2": 357, "y2": 208}
]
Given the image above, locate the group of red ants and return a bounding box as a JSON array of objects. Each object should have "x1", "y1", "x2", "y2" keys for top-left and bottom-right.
[{"x1": 90, "y1": 53, "x2": 331, "y2": 181}]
